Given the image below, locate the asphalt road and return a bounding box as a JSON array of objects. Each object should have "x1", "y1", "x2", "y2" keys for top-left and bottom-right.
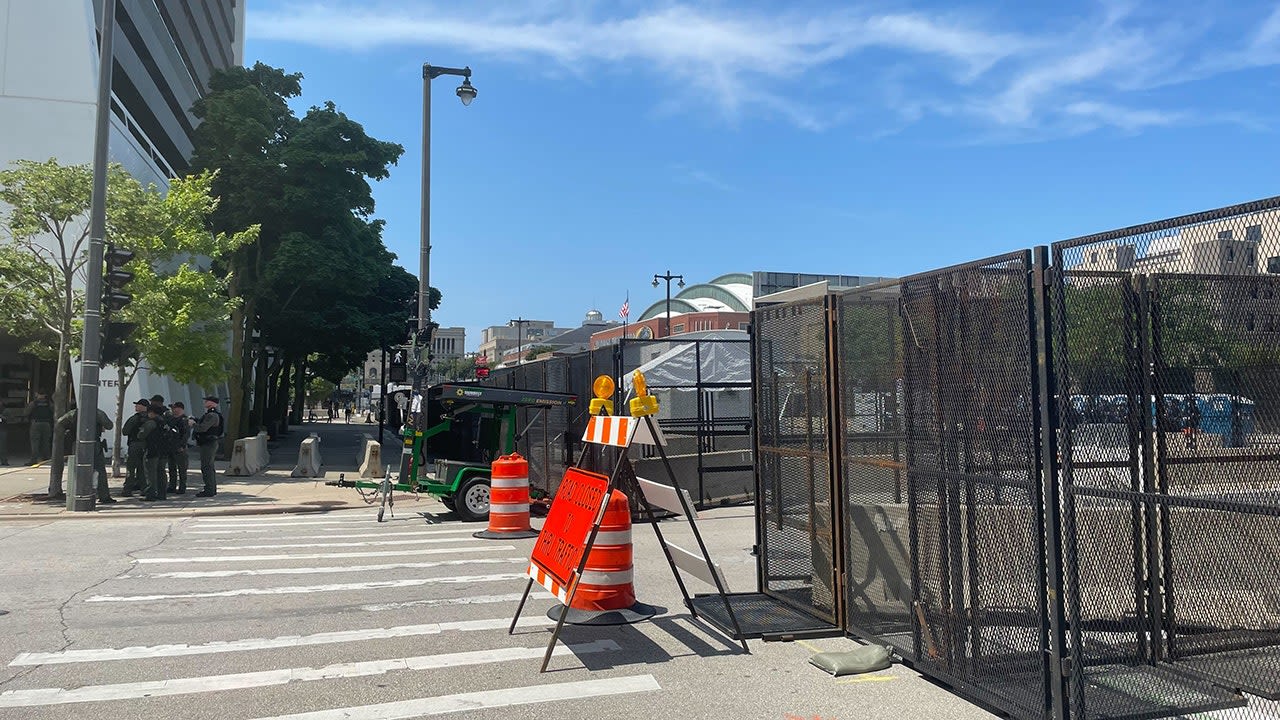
[{"x1": 0, "y1": 503, "x2": 1001, "y2": 720}]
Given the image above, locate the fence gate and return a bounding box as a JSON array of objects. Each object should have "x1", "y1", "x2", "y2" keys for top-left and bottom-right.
[
  {"x1": 898, "y1": 250, "x2": 1052, "y2": 718},
  {"x1": 751, "y1": 297, "x2": 842, "y2": 629}
]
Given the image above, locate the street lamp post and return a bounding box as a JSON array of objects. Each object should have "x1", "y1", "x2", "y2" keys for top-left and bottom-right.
[
  {"x1": 652, "y1": 271, "x2": 685, "y2": 338},
  {"x1": 509, "y1": 317, "x2": 527, "y2": 365},
  {"x1": 418, "y1": 62, "x2": 475, "y2": 340}
]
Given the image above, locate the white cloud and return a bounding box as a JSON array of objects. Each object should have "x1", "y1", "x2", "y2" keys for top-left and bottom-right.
[{"x1": 246, "y1": 1, "x2": 1280, "y2": 139}]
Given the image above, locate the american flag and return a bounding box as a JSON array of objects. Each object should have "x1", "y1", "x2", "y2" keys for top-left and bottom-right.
[{"x1": 619, "y1": 295, "x2": 630, "y2": 319}]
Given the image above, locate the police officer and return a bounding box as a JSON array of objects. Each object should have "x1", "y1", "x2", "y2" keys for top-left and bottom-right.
[
  {"x1": 166, "y1": 402, "x2": 193, "y2": 494},
  {"x1": 53, "y1": 404, "x2": 116, "y2": 504},
  {"x1": 26, "y1": 392, "x2": 53, "y2": 463},
  {"x1": 120, "y1": 399, "x2": 149, "y2": 496},
  {"x1": 140, "y1": 403, "x2": 166, "y2": 501},
  {"x1": 192, "y1": 396, "x2": 223, "y2": 497}
]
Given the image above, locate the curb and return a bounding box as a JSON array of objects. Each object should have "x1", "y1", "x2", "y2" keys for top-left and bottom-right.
[{"x1": 0, "y1": 502, "x2": 387, "y2": 521}]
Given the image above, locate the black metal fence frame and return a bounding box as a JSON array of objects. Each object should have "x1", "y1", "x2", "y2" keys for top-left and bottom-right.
[{"x1": 751, "y1": 195, "x2": 1280, "y2": 720}]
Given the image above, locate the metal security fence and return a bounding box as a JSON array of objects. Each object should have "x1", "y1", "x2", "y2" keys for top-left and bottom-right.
[
  {"x1": 754, "y1": 298, "x2": 839, "y2": 625},
  {"x1": 478, "y1": 337, "x2": 755, "y2": 503},
  {"x1": 751, "y1": 196, "x2": 1280, "y2": 719}
]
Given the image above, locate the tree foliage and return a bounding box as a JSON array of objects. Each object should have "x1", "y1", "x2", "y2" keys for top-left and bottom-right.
[{"x1": 189, "y1": 63, "x2": 425, "y2": 439}]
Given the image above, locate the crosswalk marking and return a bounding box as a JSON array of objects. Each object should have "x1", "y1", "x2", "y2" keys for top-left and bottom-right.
[
  {"x1": 136, "y1": 558, "x2": 528, "y2": 579},
  {"x1": 360, "y1": 592, "x2": 530, "y2": 612},
  {"x1": 192, "y1": 519, "x2": 380, "y2": 528},
  {"x1": 10, "y1": 616, "x2": 555, "y2": 666},
  {"x1": 136, "y1": 545, "x2": 512, "y2": 564},
  {"x1": 86, "y1": 573, "x2": 525, "y2": 602},
  {"x1": 198, "y1": 537, "x2": 478, "y2": 550},
  {"x1": 189, "y1": 528, "x2": 478, "y2": 539},
  {"x1": 248, "y1": 675, "x2": 661, "y2": 720},
  {"x1": 0, "y1": 640, "x2": 620, "y2": 708}
]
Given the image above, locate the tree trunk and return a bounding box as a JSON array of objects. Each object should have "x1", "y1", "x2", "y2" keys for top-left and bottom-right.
[
  {"x1": 224, "y1": 273, "x2": 248, "y2": 457},
  {"x1": 111, "y1": 364, "x2": 127, "y2": 476},
  {"x1": 274, "y1": 359, "x2": 291, "y2": 434},
  {"x1": 48, "y1": 321, "x2": 71, "y2": 496},
  {"x1": 292, "y1": 356, "x2": 307, "y2": 424},
  {"x1": 251, "y1": 342, "x2": 268, "y2": 434}
]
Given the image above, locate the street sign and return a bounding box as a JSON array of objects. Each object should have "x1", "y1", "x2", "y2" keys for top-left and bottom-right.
[{"x1": 527, "y1": 467, "x2": 610, "y2": 600}]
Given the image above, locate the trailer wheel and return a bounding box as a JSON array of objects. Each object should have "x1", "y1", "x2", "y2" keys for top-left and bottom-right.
[
  {"x1": 440, "y1": 495, "x2": 456, "y2": 512},
  {"x1": 454, "y1": 476, "x2": 490, "y2": 523}
]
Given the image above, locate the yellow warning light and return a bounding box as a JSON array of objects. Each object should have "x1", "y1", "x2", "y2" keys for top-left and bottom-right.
[
  {"x1": 593, "y1": 375, "x2": 615, "y2": 399},
  {"x1": 590, "y1": 374, "x2": 615, "y2": 416},
  {"x1": 630, "y1": 370, "x2": 658, "y2": 417}
]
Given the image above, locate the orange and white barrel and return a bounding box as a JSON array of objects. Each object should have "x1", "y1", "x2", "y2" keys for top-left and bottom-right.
[
  {"x1": 473, "y1": 453, "x2": 539, "y2": 539},
  {"x1": 570, "y1": 489, "x2": 637, "y2": 610}
]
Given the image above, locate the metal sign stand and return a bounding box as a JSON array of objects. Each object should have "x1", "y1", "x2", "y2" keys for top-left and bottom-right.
[{"x1": 509, "y1": 403, "x2": 748, "y2": 672}]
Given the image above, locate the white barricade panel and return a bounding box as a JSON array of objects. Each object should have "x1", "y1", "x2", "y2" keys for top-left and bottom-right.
[
  {"x1": 667, "y1": 542, "x2": 729, "y2": 591},
  {"x1": 637, "y1": 477, "x2": 696, "y2": 518}
]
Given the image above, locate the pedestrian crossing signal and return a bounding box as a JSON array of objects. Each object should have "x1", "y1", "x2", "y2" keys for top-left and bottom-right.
[{"x1": 388, "y1": 348, "x2": 407, "y2": 383}]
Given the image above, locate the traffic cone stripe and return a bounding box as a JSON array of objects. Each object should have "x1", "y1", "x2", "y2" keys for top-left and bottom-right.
[
  {"x1": 490, "y1": 477, "x2": 528, "y2": 488},
  {"x1": 580, "y1": 568, "x2": 634, "y2": 585},
  {"x1": 490, "y1": 503, "x2": 530, "y2": 514},
  {"x1": 593, "y1": 530, "x2": 631, "y2": 546}
]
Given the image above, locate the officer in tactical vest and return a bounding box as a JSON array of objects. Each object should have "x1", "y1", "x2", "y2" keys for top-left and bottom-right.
[
  {"x1": 26, "y1": 392, "x2": 53, "y2": 463},
  {"x1": 120, "y1": 399, "x2": 150, "y2": 496},
  {"x1": 53, "y1": 404, "x2": 116, "y2": 504},
  {"x1": 192, "y1": 396, "x2": 223, "y2": 497},
  {"x1": 167, "y1": 402, "x2": 193, "y2": 494},
  {"x1": 140, "y1": 403, "x2": 167, "y2": 501}
]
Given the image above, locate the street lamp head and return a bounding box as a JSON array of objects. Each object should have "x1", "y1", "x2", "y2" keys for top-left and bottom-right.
[
  {"x1": 456, "y1": 77, "x2": 477, "y2": 106},
  {"x1": 652, "y1": 277, "x2": 660, "y2": 287},
  {"x1": 677, "y1": 278, "x2": 685, "y2": 289}
]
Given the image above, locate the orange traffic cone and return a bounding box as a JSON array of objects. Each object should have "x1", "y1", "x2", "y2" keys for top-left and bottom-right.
[
  {"x1": 547, "y1": 489, "x2": 659, "y2": 625},
  {"x1": 474, "y1": 453, "x2": 539, "y2": 539}
]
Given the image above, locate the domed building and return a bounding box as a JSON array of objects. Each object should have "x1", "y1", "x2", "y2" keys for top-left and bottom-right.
[{"x1": 590, "y1": 273, "x2": 754, "y2": 347}]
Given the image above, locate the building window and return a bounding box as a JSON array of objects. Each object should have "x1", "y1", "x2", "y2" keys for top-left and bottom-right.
[
  {"x1": 1090, "y1": 251, "x2": 1099, "y2": 265},
  {"x1": 1227, "y1": 247, "x2": 1236, "y2": 262},
  {"x1": 1246, "y1": 225, "x2": 1262, "y2": 242},
  {"x1": 1218, "y1": 229, "x2": 1234, "y2": 240},
  {"x1": 1246, "y1": 313, "x2": 1256, "y2": 331},
  {"x1": 739, "y1": 322, "x2": 750, "y2": 330},
  {"x1": 674, "y1": 323, "x2": 685, "y2": 333},
  {"x1": 1270, "y1": 256, "x2": 1280, "y2": 274},
  {"x1": 1248, "y1": 250, "x2": 1256, "y2": 266}
]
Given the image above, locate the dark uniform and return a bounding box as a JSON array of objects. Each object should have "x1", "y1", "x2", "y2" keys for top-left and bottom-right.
[
  {"x1": 120, "y1": 400, "x2": 150, "y2": 496},
  {"x1": 167, "y1": 403, "x2": 193, "y2": 494},
  {"x1": 26, "y1": 395, "x2": 53, "y2": 463},
  {"x1": 0, "y1": 401, "x2": 9, "y2": 465},
  {"x1": 52, "y1": 407, "x2": 116, "y2": 503},
  {"x1": 192, "y1": 397, "x2": 223, "y2": 497},
  {"x1": 140, "y1": 405, "x2": 166, "y2": 501}
]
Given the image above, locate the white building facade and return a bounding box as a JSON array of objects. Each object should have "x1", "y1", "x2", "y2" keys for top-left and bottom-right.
[{"x1": 0, "y1": 1, "x2": 244, "y2": 426}]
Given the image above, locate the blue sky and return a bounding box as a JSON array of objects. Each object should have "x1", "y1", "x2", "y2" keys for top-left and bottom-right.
[{"x1": 245, "y1": 0, "x2": 1280, "y2": 351}]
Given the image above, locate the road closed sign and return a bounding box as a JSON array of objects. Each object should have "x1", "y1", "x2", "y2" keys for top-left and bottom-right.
[{"x1": 527, "y1": 467, "x2": 611, "y2": 601}]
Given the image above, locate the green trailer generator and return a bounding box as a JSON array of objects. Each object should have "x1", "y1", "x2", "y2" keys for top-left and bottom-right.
[{"x1": 329, "y1": 384, "x2": 577, "y2": 521}]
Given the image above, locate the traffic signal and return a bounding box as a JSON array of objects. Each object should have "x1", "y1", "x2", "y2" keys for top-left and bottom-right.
[
  {"x1": 100, "y1": 321, "x2": 136, "y2": 365},
  {"x1": 103, "y1": 244, "x2": 135, "y2": 312},
  {"x1": 475, "y1": 367, "x2": 490, "y2": 379},
  {"x1": 388, "y1": 347, "x2": 407, "y2": 383}
]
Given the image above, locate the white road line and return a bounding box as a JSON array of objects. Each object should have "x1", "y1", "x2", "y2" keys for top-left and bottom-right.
[
  {"x1": 250, "y1": 675, "x2": 661, "y2": 720},
  {"x1": 198, "y1": 538, "x2": 476, "y2": 550},
  {"x1": 136, "y1": 545, "x2": 512, "y2": 564},
  {"x1": 136, "y1": 558, "x2": 527, "y2": 579},
  {"x1": 0, "y1": 641, "x2": 620, "y2": 708},
  {"x1": 189, "y1": 528, "x2": 476, "y2": 539},
  {"x1": 86, "y1": 574, "x2": 524, "y2": 602},
  {"x1": 10, "y1": 616, "x2": 555, "y2": 666},
  {"x1": 193, "y1": 518, "x2": 379, "y2": 527},
  {"x1": 360, "y1": 592, "x2": 530, "y2": 612}
]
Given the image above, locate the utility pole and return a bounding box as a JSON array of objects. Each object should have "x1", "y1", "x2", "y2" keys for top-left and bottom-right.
[{"x1": 71, "y1": 0, "x2": 117, "y2": 512}]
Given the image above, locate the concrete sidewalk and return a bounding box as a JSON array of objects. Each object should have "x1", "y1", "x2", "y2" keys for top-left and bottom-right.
[{"x1": 0, "y1": 421, "x2": 407, "y2": 520}]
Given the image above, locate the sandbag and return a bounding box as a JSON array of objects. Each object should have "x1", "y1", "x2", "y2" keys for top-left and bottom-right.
[{"x1": 808, "y1": 644, "x2": 893, "y2": 677}]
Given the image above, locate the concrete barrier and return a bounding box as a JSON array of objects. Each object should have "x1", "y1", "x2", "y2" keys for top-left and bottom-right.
[
  {"x1": 358, "y1": 435, "x2": 384, "y2": 478},
  {"x1": 291, "y1": 435, "x2": 322, "y2": 477},
  {"x1": 255, "y1": 430, "x2": 271, "y2": 469},
  {"x1": 225, "y1": 438, "x2": 257, "y2": 476}
]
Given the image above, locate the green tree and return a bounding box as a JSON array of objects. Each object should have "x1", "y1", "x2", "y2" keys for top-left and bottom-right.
[
  {"x1": 189, "y1": 65, "x2": 421, "y2": 447},
  {"x1": 102, "y1": 171, "x2": 257, "y2": 470},
  {"x1": 0, "y1": 159, "x2": 148, "y2": 483}
]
